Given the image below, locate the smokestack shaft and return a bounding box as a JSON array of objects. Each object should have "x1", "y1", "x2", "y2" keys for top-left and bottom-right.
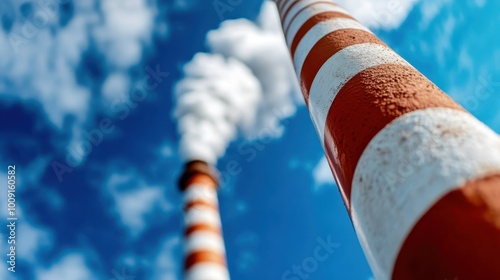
[
  {"x1": 275, "y1": 0, "x2": 500, "y2": 279},
  {"x1": 180, "y1": 161, "x2": 230, "y2": 280}
]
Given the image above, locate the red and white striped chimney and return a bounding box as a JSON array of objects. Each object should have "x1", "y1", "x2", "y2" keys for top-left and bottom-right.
[
  {"x1": 275, "y1": 0, "x2": 500, "y2": 279},
  {"x1": 178, "y1": 161, "x2": 230, "y2": 280}
]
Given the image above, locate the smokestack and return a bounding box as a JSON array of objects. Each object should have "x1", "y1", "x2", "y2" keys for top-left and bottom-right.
[
  {"x1": 178, "y1": 160, "x2": 230, "y2": 280},
  {"x1": 274, "y1": 0, "x2": 500, "y2": 279}
]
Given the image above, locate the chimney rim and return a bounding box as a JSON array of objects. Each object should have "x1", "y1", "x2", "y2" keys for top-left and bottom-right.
[{"x1": 178, "y1": 160, "x2": 220, "y2": 191}]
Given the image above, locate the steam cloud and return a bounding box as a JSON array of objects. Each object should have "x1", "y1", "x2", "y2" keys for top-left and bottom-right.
[
  {"x1": 174, "y1": 1, "x2": 300, "y2": 164},
  {"x1": 175, "y1": 54, "x2": 262, "y2": 164}
]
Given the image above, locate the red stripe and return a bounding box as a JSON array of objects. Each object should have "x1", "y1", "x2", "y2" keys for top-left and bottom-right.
[
  {"x1": 278, "y1": 0, "x2": 289, "y2": 12},
  {"x1": 290, "y1": 12, "x2": 356, "y2": 58},
  {"x1": 185, "y1": 223, "x2": 221, "y2": 236},
  {"x1": 393, "y1": 174, "x2": 500, "y2": 279},
  {"x1": 324, "y1": 64, "x2": 462, "y2": 206},
  {"x1": 281, "y1": 0, "x2": 304, "y2": 23},
  {"x1": 284, "y1": 1, "x2": 339, "y2": 36},
  {"x1": 298, "y1": 28, "x2": 383, "y2": 104},
  {"x1": 184, "y1": 175, "x2": 217, "y2": 190},
  {"x1": 185, "y1": 251, "x2": 226, "y2": 270},
  {"x1": 184, "y1": 200, "x2": 218, "y2": 212}
]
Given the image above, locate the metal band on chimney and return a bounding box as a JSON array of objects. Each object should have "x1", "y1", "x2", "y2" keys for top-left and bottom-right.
[{"x1": 275, "y1": 0, "x2": 500, "y2": 279}]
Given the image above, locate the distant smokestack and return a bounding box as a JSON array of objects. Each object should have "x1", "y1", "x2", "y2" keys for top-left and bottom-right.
[
  {"x1": 178, "y1": 160, "x2": 230, "y2": 280},
  {"x1": 274, "y1": 0, "x2": 500, "y2": 279}
]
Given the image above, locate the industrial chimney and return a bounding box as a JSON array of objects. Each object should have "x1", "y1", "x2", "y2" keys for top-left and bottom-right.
[
  {"x1": 274, "y1": 0, "x2": 500, "y2": 279},
  {"x1": 178, "y1": 160, "x2": 230, "y2": 280}
]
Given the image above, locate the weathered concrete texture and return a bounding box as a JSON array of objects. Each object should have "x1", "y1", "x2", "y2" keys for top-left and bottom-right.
[
  {"x1": 393, "y1": 173, "x2": 500, "y2": 280},
  {"x1": 325, "y1": 64, "x2": 462, "y2": 202}
]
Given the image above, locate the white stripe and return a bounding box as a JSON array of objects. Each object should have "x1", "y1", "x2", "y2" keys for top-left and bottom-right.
[
  {"x1": 184, "y1": 205, "x2": 221, "y2": 227},
  {"x1": 185, "y1": 231, "x2": 226, "y2": 254},
  {"x1": 278, "y1": 0, "x2": 289, "y2": 11},
  {"x1": 185, "y1": 263, "x2": 230, "y2": 280},
  {"x1": 183, "y1": 184, "x2": 218, "y2": 205},
  {"x1": 351, "y1": 108, "x2": 500, "y2": 280},
  {"x1": 280, "y1": 0, "x2": 299, "y2": 20},
  {"x1": 293, "y1": 18, "x2": 371, "y2": 75},
  {"x1": 286, "y1": 3, "x2": 348, "y2": 46},
  {"x1": 308, "y1": 43, "x2": 409, "y2": 143},
  {"x1": 283, "y1": 0, "x2": 344, "y2": 30}
]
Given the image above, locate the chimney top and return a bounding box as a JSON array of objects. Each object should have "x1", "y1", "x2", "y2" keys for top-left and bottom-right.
[{"x1": 178, "y1": 160, "x2": 220, "y2": 191}]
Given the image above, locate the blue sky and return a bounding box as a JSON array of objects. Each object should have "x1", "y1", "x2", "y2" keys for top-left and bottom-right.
[{"x1": 0, "y1": 0, "x2": 499, "y2": 279}]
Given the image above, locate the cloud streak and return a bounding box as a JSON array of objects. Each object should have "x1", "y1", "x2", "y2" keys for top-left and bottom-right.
[{"x1": 104, "y1": 169, "x2": 175, "y2": 238}]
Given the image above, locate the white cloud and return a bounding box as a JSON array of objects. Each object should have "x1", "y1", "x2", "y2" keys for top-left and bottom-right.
[
  {"x1": 171, "y1": 0, "x2": 196, "y2": 11},
  {"x1": 475, "y1": 0, "x2": 486, "y2": 7},
  {"x1": 4, "y1": 157, "x2": 65, "y2": 212},
  {"x1": 419, "y1": 0, "x2": 450, "y2": 26},
  {"x1": 257, "y1": 0, "x2": 283, "y2": 34},
  {"x1": 336, "y1": 0, "x2": 420, "y2": 30},
  {"x1": 0, "y1": 0, "x2": 164, "y2": 163},
  {"x1": 17, "y1": 157, "x2": 50, "y2": 187},
  {"x1": 313, "y1": 157, "x2": 335, "y2": 189},
  {"x1": 93, "y1": 0, "x2": 156, "y2": 69},
  {"x1": 17, "y1": 222, "x2": 54, "y2": 264},
  {"x1": 110, "y1": 235, "x2": 181, "y2": 280},
  {"x1": 36, "y1": 252, "x2": 97, "y2": 280},
  {"x1": 159, "y1": 142, "x2": 176, "y2": 158},
  {"x1": 102, "y1": 72, "x2": 131, "y2": 103},
  {"x1": 151, "y1": 235, "x2": 181, "y2": 280},
  {"x1": 105, "y1": 170, "x2": 175, "y2": 238},
  {"x1": 2, "y1": 12, "x2": 92, "y2": 129},
  {"x1": 0, "y1": 261, "x2": 15, "y2": 280},
  {"x1": 0, "y1": 170, "x2": 56, "y2": 268}
]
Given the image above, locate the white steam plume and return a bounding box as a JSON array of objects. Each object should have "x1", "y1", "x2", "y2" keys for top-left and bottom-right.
[
  {"x1": 174, "y1": 1, "x2": 301, "y2": 164},
  {"x1": 207, "y1": 2, "x2": 301, "y2": 138},
  {"x1": 175, "y1": 54, "x2": 262, "y2": 164}
]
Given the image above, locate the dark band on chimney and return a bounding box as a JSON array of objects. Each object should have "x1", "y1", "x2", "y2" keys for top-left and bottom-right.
[{"x1": 178, "y1": 160, "x2": 220, "y2": 191}]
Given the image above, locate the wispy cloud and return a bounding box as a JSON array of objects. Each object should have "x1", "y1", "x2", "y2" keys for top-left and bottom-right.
[
  {"x1": 313, "y1": 157, "x2": 336, "y2": 189},
  {"x1": 104, "y1": 169, "x2": 175, "y2": 238},
  {"x1": 0, "y1": 170, "x2": 54, "y2": 262},
  {"x1": 0, "y1": 0, "x2": 166, "y2": 163},
  {"x1": 151, "y1": 235, "x2": 182, "y2": 280},
  {"x1": 36, "y1": 252, "x2": 98, "y2": 280},
  {"x1": 336, "y1": 0, "x2": 420, "y2": 30}
]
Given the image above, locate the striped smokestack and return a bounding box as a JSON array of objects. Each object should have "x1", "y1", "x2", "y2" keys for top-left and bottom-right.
[
  {"x1": 178, "y1": 160, "x2": 230, "y2": 280},
  {"x1": 274, "y1": 0, "x2": 500, "y2": 279}
]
